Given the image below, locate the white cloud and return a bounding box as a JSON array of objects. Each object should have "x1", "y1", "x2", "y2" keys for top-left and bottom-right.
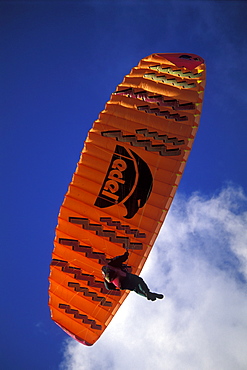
[{"x1": 59, "y1": 186, "x2": 247, "y2": 370}]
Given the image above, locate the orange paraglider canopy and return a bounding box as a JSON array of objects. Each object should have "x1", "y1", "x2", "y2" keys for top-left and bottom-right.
[{"x1": 49, "y1": 53, "x2": 206, "y2": 345}]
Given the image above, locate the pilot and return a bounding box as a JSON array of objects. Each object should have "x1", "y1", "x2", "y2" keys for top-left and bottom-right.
[{"x1": 102, "y1": 251, "x2": 164, "y2": 301}]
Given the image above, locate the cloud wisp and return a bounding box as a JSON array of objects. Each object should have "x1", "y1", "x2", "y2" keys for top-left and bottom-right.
[{"x1": 59, "y1": 186, "x2": 247, "y2": 370}]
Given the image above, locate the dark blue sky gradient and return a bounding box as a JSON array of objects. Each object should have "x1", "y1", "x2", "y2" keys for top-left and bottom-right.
[{"x1": 1, "y1": 1, "x2": 247, "y2": 369}]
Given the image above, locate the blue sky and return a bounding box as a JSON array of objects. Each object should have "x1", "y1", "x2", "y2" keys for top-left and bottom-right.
[{"x1": 1, "y1": 1, "x2": 247, "y2": 369}]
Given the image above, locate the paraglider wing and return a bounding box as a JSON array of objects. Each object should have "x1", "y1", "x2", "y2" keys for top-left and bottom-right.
[{"x1": 48, "y1": 53, "x2": 206, "y2": 345}]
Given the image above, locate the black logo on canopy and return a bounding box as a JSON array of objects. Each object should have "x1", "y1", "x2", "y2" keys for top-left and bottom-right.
[{"x1": 94, "y1": 145, "x2": 153, "y2": 219}]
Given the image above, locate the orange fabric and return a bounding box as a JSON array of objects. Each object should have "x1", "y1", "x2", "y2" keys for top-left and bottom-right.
[{"x1": 49, "y1": 53, "x2": 206, "y2": 345}]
